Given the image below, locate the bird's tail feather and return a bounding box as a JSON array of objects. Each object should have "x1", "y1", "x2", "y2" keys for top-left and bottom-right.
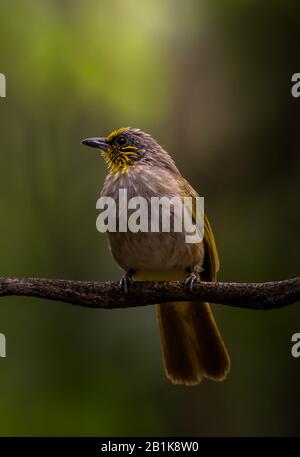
[{"x1": 156, "y1": 301, "x2": 230, "y2": 385}]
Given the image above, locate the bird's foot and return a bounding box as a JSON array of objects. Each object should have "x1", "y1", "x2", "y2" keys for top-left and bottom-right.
[
  {"x1": 184, "y1": 271, "x2": 198, "y2": 292},
  {"x1": 119, "y1": 270, "x2": 135, "y2": 294}
]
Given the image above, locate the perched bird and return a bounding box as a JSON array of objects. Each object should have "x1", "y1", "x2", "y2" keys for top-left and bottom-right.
[{"x1": 82, "y1": 127, "x2": 230, "y2": 385}]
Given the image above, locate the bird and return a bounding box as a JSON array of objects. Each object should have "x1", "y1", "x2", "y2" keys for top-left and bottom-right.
[{"x1": 81, "y1": 127, "x2": 230, "y2": 385}]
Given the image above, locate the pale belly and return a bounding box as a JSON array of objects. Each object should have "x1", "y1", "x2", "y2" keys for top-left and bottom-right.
[
  {"x1": 107, "y1": 230, "x2": 204, "y2": 273},
  {"x1": 101, "y1": 166, "x2": 205, "y2": 275}
]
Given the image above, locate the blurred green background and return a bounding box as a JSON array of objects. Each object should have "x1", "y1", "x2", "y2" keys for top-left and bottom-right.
[{"x1": 0, "y1": 0, "x2": 299, "y2": 436}]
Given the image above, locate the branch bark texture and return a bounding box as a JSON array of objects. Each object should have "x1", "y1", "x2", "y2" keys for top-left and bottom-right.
[{"x1": 0, "y1": 277, "x2": 299, "y2": 310}]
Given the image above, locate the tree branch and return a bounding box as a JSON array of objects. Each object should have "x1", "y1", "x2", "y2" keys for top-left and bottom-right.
[{"x1": 0, "y1": 276, "x2": 299, "y2": 310}]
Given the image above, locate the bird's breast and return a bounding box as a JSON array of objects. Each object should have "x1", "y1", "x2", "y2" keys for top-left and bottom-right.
[{"x1": 100, "y1": 167, "x2": 204, "y2": 272}]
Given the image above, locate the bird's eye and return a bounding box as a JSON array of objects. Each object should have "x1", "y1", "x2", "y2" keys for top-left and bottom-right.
[{"x1": 116, "y1": 135, "x2": 128, "y2": 147}]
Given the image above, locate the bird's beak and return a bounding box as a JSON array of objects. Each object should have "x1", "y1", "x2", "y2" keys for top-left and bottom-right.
[{"x1": 81, "y1": 137, "x2": 111, "y2": 151}]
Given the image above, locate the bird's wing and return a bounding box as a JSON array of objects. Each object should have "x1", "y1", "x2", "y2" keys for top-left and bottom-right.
[{"x1": 178, "y1": 177, "x2": 220, "y2": 281}]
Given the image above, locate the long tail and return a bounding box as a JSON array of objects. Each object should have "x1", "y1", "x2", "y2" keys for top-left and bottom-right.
[{"x1": 156, "y1": 301, "x2": 230, "y2": 385}]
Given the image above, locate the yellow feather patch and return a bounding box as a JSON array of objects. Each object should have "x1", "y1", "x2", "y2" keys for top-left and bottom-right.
[
  {"x1": 102, "y1": 151, "x2": 135, "y2": 175},
  {"x1": 106, "y1": 127, "x2": 130, "y2": 142}
]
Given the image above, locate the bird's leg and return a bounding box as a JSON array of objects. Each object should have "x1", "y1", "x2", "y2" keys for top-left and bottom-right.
[
  {"x1": 184, "y1": 269, "x2": 198, "y2": 292},
  {"x1": 119, "y1": 269, "x2": 135, "y2": 294}
]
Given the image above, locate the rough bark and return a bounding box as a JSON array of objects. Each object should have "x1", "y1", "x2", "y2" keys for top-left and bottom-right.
[{"x1": 0, "y1": 277, "x2": 299, "y2": 310}]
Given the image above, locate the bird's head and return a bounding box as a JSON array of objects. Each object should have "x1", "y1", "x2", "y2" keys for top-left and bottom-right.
[{"x1": 81, "y1": 127, "x2": 178, "y2": 174}]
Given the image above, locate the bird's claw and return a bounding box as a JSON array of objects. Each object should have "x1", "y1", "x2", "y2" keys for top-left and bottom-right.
[
  {"x1": 119, "y1": 270, "x2": 135, "y2": 293},
  {"x1": 184, "y1": 272, "x2": 197, "y2": 292}
]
